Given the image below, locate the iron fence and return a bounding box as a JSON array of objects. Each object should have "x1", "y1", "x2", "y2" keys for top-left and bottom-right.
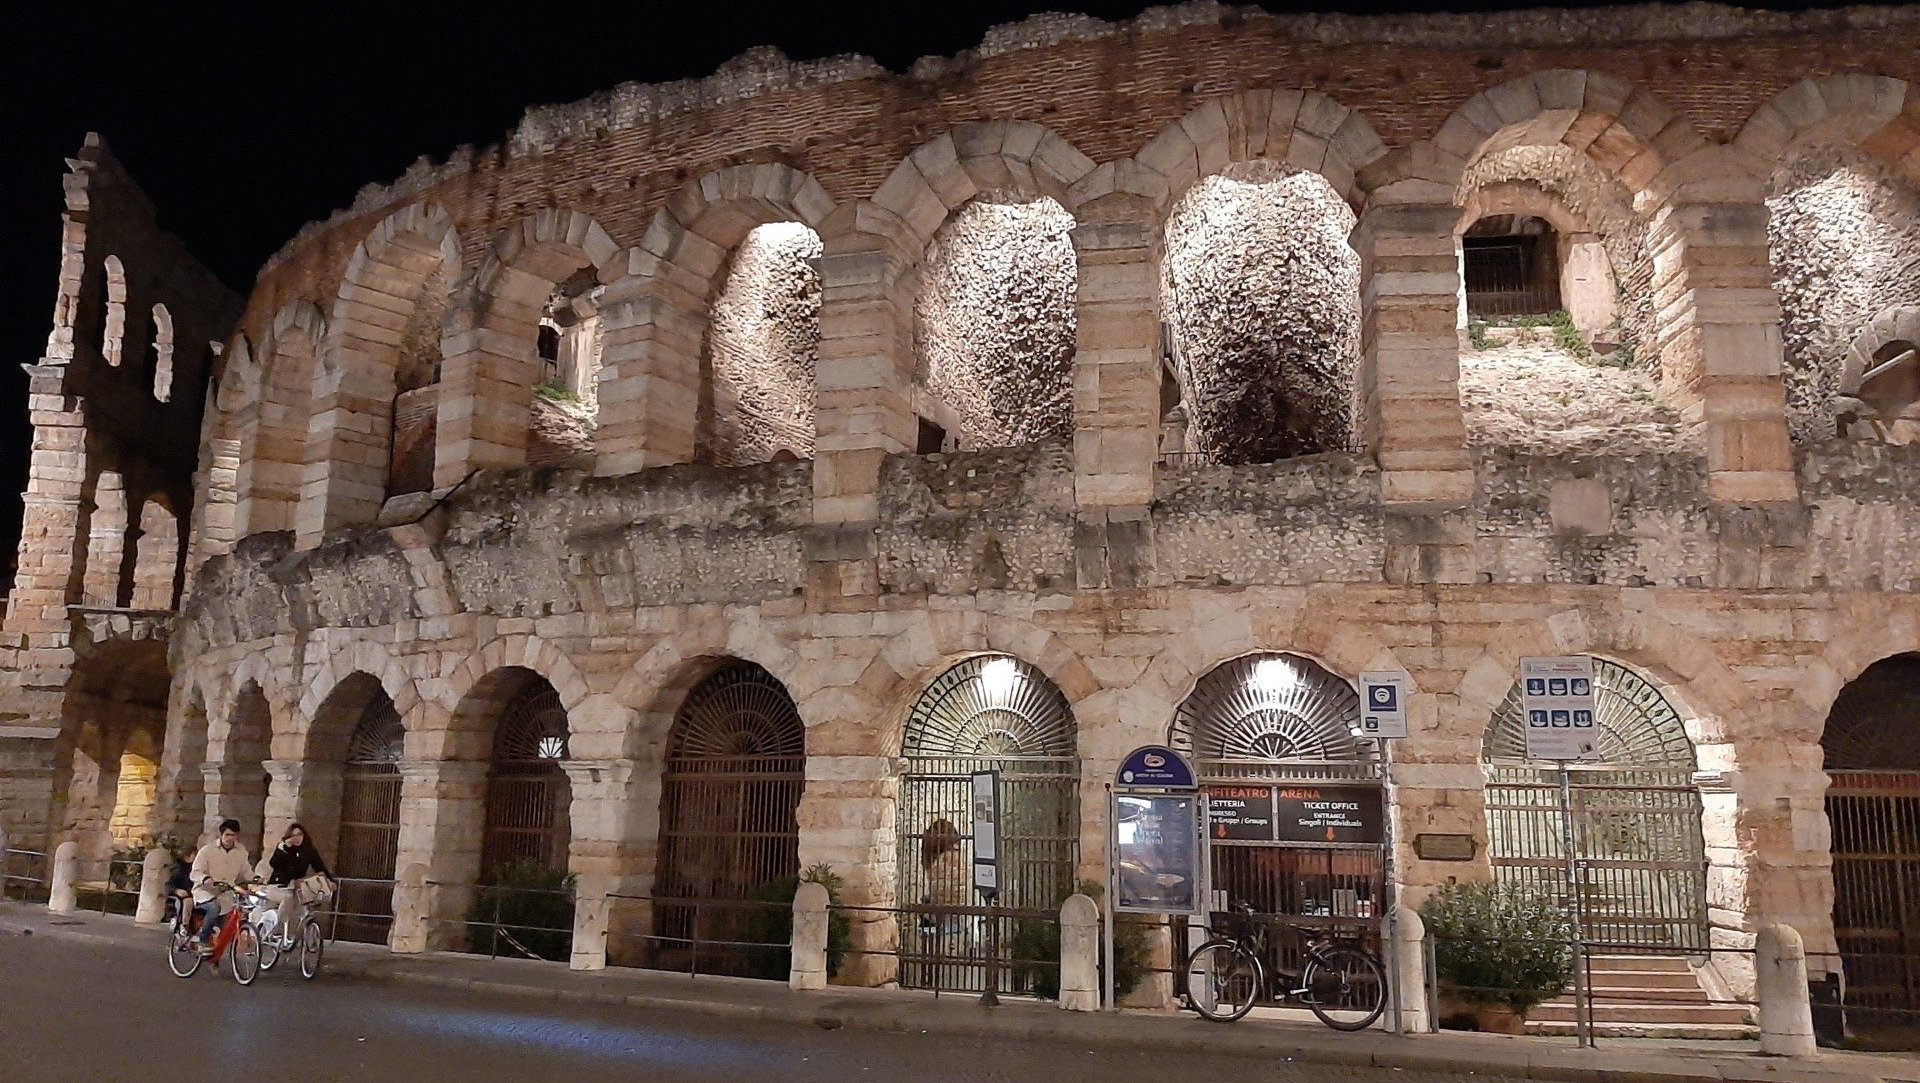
[
  {"x1": 423, "y1": 878, "x2": 576, "y2": 963},
  {"x1": 606, "y1": 892, "x2": 795, "y2": 979},
  {"x1": 320, "y1": 876, "x2": 398, "y2": 945},
  {"x1": 1807, "y1": 948, "x2": 1920, "y2": 1051},
  {"x1": 827, "y1": 901, "x2": 1063, "y2": 999},
  {"x1": 72, "y1": 857, "x2": 146, "y2": 917},
  {"x1": 1, "y1": 847, "x2": 48, "y2": 903}
]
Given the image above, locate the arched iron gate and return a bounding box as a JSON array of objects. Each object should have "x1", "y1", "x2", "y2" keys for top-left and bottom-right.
[
  {"x1": 897, "y1": 655, "x2": 1078, "y2": 992},
  {"x1": 653, "y1": 661, "x2": 805, "y2": 977},
  {"x1": 480, "y1": 679, "x2": 571, "y2": 877},
  {"x1": 334, "y1": 692, "x2": 402, "y2": 943},
  {"x1": 1823, "y1": 653, "x2": 1920, "y2": 1042},
  {"x1": 1171, "y1": 653, "x2": 1383, "y2": 977},
  {"x1": 1483, "y1": 658, "x2": 1709, "y2": 952}
]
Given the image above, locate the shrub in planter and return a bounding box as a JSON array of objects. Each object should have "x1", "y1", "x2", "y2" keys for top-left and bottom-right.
[
  {"x1": 737, "y1": 864, "x2": 854, "y2": 981},
  {"x1": 1419, "y1": 880, "x2": 1573, "y2": 1025},
  {"x1": 1009, "y1": 880, "x2": 1148, "y2": 1000},
  {"x1": 468, "y1": 858, "x2": 576, "y2": 962}
]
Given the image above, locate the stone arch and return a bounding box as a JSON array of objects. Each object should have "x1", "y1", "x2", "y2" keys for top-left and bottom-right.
[
  {"x1": 1841, "y1": 303, "x2": 1920, "y2": 403},
  {"x1": 236, "y1": 302, "x2": 327, "y2": 537},
  {"x1": 101, "y1": 254, "x2": 127, "y2": 366},
  {"x1": 873, "y1": 122, "x2": 1097, "y2": 255},
  {"x1": 149, "y1": 303, "x2": 175, "y2": 402},
  {"x1": 437, "y1": 208, "x2": 624, "y2": 486},
  {"x1": 298, "y1": 202, "x2": 461, "y2": 546},
  {"x1": 297, "y1": 637, "x2": 423, "y2": 762},
  {"x1": 1736, "y1": 74, "x2": 1920, "y2": 186},
  {"x1": 614, "y1": 619, "x2": 811, "y2": 762},
  {"x1": 1104, "y1": 90, "x2": 1389, "y2": 219},
  {"x1": 204, "y1": 680, "x2": 274, "y2": 850},
  {"x1": 440, "y1": 634, "x2": 594, "y2": 761}
]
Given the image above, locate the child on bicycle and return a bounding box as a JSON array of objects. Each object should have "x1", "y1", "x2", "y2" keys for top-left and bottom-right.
[{"x1": 163, "y1": 845, "x2": 196, "y2": 924}]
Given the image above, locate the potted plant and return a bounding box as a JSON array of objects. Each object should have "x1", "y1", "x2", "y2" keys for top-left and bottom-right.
[{"x1": 1419, "y1": 880, "x2": 1574, "y2": 1033}]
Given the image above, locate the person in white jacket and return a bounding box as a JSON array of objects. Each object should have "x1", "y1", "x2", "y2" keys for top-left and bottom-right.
[{"x1": 189, "y1": 818, "x2": 255, "y2": 954}]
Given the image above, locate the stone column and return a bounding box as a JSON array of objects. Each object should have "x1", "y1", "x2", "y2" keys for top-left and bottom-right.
[
  {"x1": 1757, "y1": 924, "x2": 1816, "y2": 1057},
  {"x1": 592, "y1": 259, "x2": 705, "y2": 477},
  {"x1": 199, "y1": 762, "x2": 269, "y2": 846},
  {"x1": 1070, "y1": 197, "x2": 1159, "y2": 591},
  {"x1": 1351, "y1": 204, "x2": 1475, "y2": 509},
  {"x1": 1393, "y1": 906, "x2": 1433, "y2": 1033},
  {"x1": 135, "y1": 846, "x2": 169, "y2": 924},
  {"x1": 294, "y1": 329, "x2": 403, "y2": 550},
  {"x1": 264, "y1": 759, "x2": 344, "y2": 859},
  {"x1": 80, "y1": 470, "x2": 127, "y2": 608},
  {"x1": 49, "y1": 839, "x2": 78, "y2": 913},
  {"x1": 389, "y1": 759, "x2": 489, "y2": 953},
  {"x1": 795, "y1": 754, "x2": 898, "y2": 986},
  {"x1": 1059, "y1": 893, "x2": 1100, "y2": 1011},
  {"x1": 434, "y1": 285, "x2": 541, "y2": 488},
  {"x1": 560, "y1": 758, "x2": 643, "y2": 970},
  {"x1": 1646, "y1": 201, "x2": 1797, "y2": 504}
]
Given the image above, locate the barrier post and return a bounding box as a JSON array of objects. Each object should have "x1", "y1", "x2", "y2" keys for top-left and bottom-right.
[
  {"x1": 135, "y1": 847, "x2": 170, "y2": 924},
  {"x1": 49, "y1": 840, "x2": 79, "y2": 913},
  {"x1": 1059, "y1": 894, "x2": 1101, "y2": 1011},
  {"x1": 1758, "y1": 925, "x2": 1817, "y2": 1057},
  {"x1": 790, "y1": 881, "x2": 830, "y2": 991}
]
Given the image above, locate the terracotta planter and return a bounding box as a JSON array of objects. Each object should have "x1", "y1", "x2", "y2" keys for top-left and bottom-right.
[{"x1": 1436, "y1": 992, "x2": 1530, "y2": 1034}]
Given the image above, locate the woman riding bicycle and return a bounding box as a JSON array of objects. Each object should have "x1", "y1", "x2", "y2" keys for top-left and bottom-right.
[{"x1": 258, "y1": 822, "x2": 331, "y2": 947}]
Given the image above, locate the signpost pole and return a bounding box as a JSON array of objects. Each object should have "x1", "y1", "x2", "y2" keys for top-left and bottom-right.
[
  {"x1": 1558, "y1": 761, "x2": 1591, "y2": 1048},
  {"x1": 1380, "y1": 737, "x2": 1403, "y2": 1037},
  {"x1": 972, "y1": 771, "x2": 1001, "y2": 1008},
  {"x1": 1103, "y1": 784, "x2": 1116, "y2": 1012}
]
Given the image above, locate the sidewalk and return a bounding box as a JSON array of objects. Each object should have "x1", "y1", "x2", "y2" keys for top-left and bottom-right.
[{"x1": 5, "y1": 903, "x2": 1914, "y2": 1083}]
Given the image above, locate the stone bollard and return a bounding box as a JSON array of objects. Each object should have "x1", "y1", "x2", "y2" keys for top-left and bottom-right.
[
  {"x1": 789, "y1": 881, "x2": 830, "y2": 991},
  {"x1": 569, "y1": 876, "x2": 610, "y2": 972},
  {"x1": 1059, "y1": 894, "x2": 1101, "y2": 1011},
  {"x1": 1758, "y1": 925, "x2": 1817, "y2": 1057},
  {"x1": 49, "y1": 840, "x2": 79, "y2": 914},
  {"x1": 388, "y1": 862, "x2": 430, "y2": 954},
  {"x1": 134, "y1": 848, "x2": 170, "y2": 924},
  {"x1": 1392, "y1": 907, "x2": 1432, "y2": 1033}
]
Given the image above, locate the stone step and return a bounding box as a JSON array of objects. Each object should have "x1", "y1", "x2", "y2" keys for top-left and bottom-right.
[
  {"x1": 1542, "y1": 985, "x2": 1710, "y2": 1005},
  {"x1": 1580, "y1": 969, "x2": 1702, "y2": 990},
  {"x1": 1529, "y1": 1001, "x2": 1752, "y2": 1025},
  {"x1": 1527, "y1": 1019, "x2": 1758, "y2": 1040},
  {"x1": 1584, "y1": 955, "x2": 1695, "y2": 973}
]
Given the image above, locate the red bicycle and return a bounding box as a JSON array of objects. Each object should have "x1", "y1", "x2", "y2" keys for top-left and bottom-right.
[{"x1": 166, "y1": 882, "x2": 263, "y2": 985}]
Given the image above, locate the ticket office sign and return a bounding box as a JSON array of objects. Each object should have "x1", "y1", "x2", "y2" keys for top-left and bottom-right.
[{"x1": 1206, "y1": 784, "x2": 1383, "y2": 846}]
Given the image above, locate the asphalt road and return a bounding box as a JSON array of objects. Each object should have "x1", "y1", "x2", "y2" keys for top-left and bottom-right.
[{"x1": 0, "y1": 926, "x2": 1512, "y2": 1083}]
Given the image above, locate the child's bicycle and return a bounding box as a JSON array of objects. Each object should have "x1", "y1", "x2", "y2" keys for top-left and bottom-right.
[
  {"x1": 1181, "y1": 901, "x2": 1388, "y2": 1031},
  {"x1": 165, "y1": 881, "x2": 264, "y2": 985}
]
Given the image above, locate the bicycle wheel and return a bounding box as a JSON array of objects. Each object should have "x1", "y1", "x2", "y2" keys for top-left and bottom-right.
[
  {"x1": 230, "y1": 924, "x2": 261, "y2": 986},
  {"x1": 1183, "y1": 939, "x2": 1261, "y2": 1023},
  {"x1": 298, "y1": 918, "x2": 325, "y2": 979},
  {"x1": 258, "y1": 920, "x2": 281, "y2": 971},
  {"x1": 1304, "y1": 946, "x2": 1387, "y2": 1031},
  {"x1": 166, "y1": 919, "x2": 202, "y2": 978}
]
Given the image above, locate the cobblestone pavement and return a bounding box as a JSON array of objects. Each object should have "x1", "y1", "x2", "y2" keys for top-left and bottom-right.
[{"x1": 0, "y1": 926, "x2": 1519, "y2": 1083}]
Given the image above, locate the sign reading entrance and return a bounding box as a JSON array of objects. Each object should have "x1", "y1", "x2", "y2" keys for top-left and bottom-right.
[
  {"x1": 1203, "y1": 784, "x2": 1383, "y2": 845},
  {"x1": 1519, "y1": 656, "x2": 1599, "y2": 761}
]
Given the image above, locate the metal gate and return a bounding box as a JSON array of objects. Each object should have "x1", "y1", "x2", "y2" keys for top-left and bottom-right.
[
  {"x1": 480, "y1": 680, "x2": 571, "y2": 877},
  {"x1": 1828, "y1": 770, "x2": 1920, "y2": 1030},
  {"x1": 334, "y1": 694, "x2": 403, "y2": 943},
  {"x1": 654, "y1": 662, "x2": 805, "y2": 977},
  {"x1": 897, "y1": 656, "x2": 1078, "y2": 992},
  {"x1": 1484, "y1": 658, "x2": 1709, "y2": 951}
]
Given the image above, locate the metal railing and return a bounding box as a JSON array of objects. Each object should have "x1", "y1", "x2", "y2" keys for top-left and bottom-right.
[
  {"x1": 830, "y1": 901, "x2": 1063, "y2": 1000},
  {"x1": 1806, "y1": 948, "x2": 1920, "y2": 1052},
  {"x1": 607, "y1": 893, "x2": 794, "y2": 979},
  {"x1": 319, "y1": 876, "x2": 399, "y2": 945},
  {"x1": 1, "y1": 847, "x2": 49, "y2": 903},
  {"x1": 71, "y1": 857, "x2": 146, "y2": 916},
  {"x1": 422, "y1": 879, "x2": 576, "y2": 963}
]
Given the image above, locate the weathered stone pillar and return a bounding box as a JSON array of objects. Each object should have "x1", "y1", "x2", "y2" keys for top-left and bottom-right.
[
  {"x1": 1393, "y1": 905, "x2": 1432, "y2": 1033},
  {"x1": 1059, "y1": 893, "x2": 1100, "y2": 1011},
  {"x1": 1757, "y1": 924, "x2": 1816, "y2": 1057},
  {"x1": 1351, "y1": 204, "x2": 1475, "y2": 508},
  {"x1": 593, "y1": 259, "x2": 705, "y2": 477},
  {"x1": 560, "y1": 758, "x2": 642, "y2": 970},
  {"x1": 1070, "y1": 197, "x2": 1159, "y2": 590},
  {"x1": 135, "y1": 846, "x2": 169, "y2": 924},
  {"x1": 199, "y1": 762, "x2": 269, "y2": 844},
  {"x1": 569, "y1": 873, "x2": 613, "y2": 972},
  {"x1": 80, "y1": 469, "x2": 127, "y2": 608},
  {"x1": 49, "y1": 839, "x2": 78, "y2": 913},
  {"x1": 389, "y1": 759, "x2": 489, "y2": 953},
  {"x1": 1646, "y1": 201, "x2": 1797, "y2": 504},
  {"x1": 265, "y1": 759, "x2": 344, "y2": 859},
  {"x1": 790, "y1": 880, "x2": 830, "y2": 991},
  {"x1": 435, "y1": 288, "x2": 541, "y2": 488},
  {"x1": 294, "y1": 345, "x2": 400, "y2": 549},
  {"x1": 795, "y1": 754, "x2": 898, "y2": 986}
]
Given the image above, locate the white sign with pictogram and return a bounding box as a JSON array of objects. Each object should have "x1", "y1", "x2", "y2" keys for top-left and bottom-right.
[
  {"x1": 1358, "y1": 671, "x2": 1409, "y2": 739},
  {"x1": 1519, "y1": 656, "x2": 1599, "y2": 761}
]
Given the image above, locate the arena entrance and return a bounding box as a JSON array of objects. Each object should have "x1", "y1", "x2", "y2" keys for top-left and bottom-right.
[
  {"x1": 332, "y1": 690, "x2": 402, "y2": 944},
  {"x1": 479, "y1": 676, "x2": 572, "y2": 877},
  {"x1": 896, "y1": 655, "x2": 1078, "y2": 992},
  {"x1": 652, "y1": 661, "x2": 805, "y2": 978},
  {"x1": 1483, "y1": 658, "x2": 1709, "y2": 952},
  {"x1": 1170, "y1": 653, "x2": 1383, "y2": 962},
  {"x1": 1822, "y1": 653, "x2": 1920, "y2": 1045}
]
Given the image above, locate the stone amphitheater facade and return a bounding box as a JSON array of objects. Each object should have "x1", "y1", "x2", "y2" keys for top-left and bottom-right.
[{"x1": 7, "y1": 2, "x2": 1920, "y2": 998}]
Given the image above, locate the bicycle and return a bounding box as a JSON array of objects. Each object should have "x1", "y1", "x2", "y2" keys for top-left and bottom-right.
[
  {"x1": 1182, "y1": 902, "x2": 1387, "y2": 1030},
  {"x1": 252, "y1": 893, "x2": 325, "y2": 980},
  {"x1": 165, "y1": 881, "x2": 264, "y2": 985}
]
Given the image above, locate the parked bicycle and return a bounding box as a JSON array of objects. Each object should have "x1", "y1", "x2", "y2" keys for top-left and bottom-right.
[
  {"x1": 1182, "y1": 902, "x2": 1387, "y2": 1030},
  {"x1": 165, "y1": 881, "x2": 263, "y2": 985}
]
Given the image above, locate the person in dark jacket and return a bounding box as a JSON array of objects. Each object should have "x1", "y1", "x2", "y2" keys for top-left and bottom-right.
[
  {"x1": 164, "y1": 846, "x2": 196, "y2": 924},
  {"x1": 260, "y1": 823, "x2": 331, "y2": 946}
]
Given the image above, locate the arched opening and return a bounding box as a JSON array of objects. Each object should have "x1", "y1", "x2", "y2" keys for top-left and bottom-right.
[
  {"x1": 101, "y1": 255, "x2": 126, "y2": 366},
  {"x1": 331, "y1": 679, "x2": 404, "y2": 945},
  {"x1": 386, "y1": 263, "x2": 453, "y2": 497},
  {"x1": 240, "y1": 311, "x2": 322, "y2": 536},
  {"x1": 207, "y1": 683, "x2": 272, "y2": 855},
  {"x1": 1822, "y1": 653, "x2": 1920, "y2": 1043},
  {"x1": 1768, "y1": 147, "x2": 1920, "y2": 443},
  {"x1": 897, "y1": 654, "x2": 1077, "y2": 992},
  {"x1": 914, "y1": 195, "x2": 1077, "y2": 451},
  {"x1": 149, "y1": 303, "x2": 174, "y2": 402},
  {"x1": 1170, "y1": 653, "x2": 1382, "y2": 956},
  {"x1": 651, "y1": 660, "x2": 805, "y2": 977},
  {"x1": 530, "y1": 267, "x2": 603, "y2": 470},
  {"x1": 1463, "y1": 215, "x2": 1563, "y2": 318},
  {"x1": 479, "y1": 672, "x2": 572, "y2": 878},
  {"x1": 1483, "y1": 658, "x2": 1708, "y2": 952},
  {"x1": 129, "y1": 496, "x2": 180, "y2": 611},
  {"x1": 1160, "y1": 165, "x2": 1360, "y2": 465},
  {"x1": 107, "y1": 747, "x2": 158, "y2": 848},
  {"x1": 702, "y1": 222, "x2": 822, "y2": 465},
  {"x1": 1848, "y1": 337, "x2": 1920, "y2": 444}
]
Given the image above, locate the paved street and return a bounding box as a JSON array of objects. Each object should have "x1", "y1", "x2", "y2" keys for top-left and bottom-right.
[{"x1": 0, "y1": 926, "x2": 1515, "y2": 1083}]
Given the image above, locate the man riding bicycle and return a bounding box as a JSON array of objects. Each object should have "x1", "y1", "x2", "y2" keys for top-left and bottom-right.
[{"x1": 189, "y1": 819, "x2": 255, "y2": 955}]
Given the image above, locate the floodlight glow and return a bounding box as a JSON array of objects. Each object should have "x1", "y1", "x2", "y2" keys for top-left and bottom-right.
[
  {"x1": 1251, "y1": 657, "x2": 1299, "y2": 696},
  {"x1": 980, "y1": 656, "x2": 1020, "y2": 701}
]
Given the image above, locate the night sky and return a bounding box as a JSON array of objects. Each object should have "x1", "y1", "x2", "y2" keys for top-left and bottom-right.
[{"x1": 0, "y1": 2, "x2": 1829, "y2": 583}]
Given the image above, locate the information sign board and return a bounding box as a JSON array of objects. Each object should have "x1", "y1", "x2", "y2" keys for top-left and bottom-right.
[
  {"x1": 1519, "y1": 655, "x2": 1599, "y2": 761},
  {"x1": 1205, "y1": 785, "x2": 1276, "y2": 842},
  {"x1": 1272, "y1": 784, "x2": 1385, "y2": 845},
  {"x1": 1112, "y1": 792, "x2": 1203, "y2": 914},
  {"x1": 1115, "y1": 745, "x2": 1197, "y2": 790},
  {"x1": 1358, "y1": 671, "x2": 1410, "y2": 739},
  {"x1": 971, "y1": 771, "x2": 999, "y2": 897}
]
